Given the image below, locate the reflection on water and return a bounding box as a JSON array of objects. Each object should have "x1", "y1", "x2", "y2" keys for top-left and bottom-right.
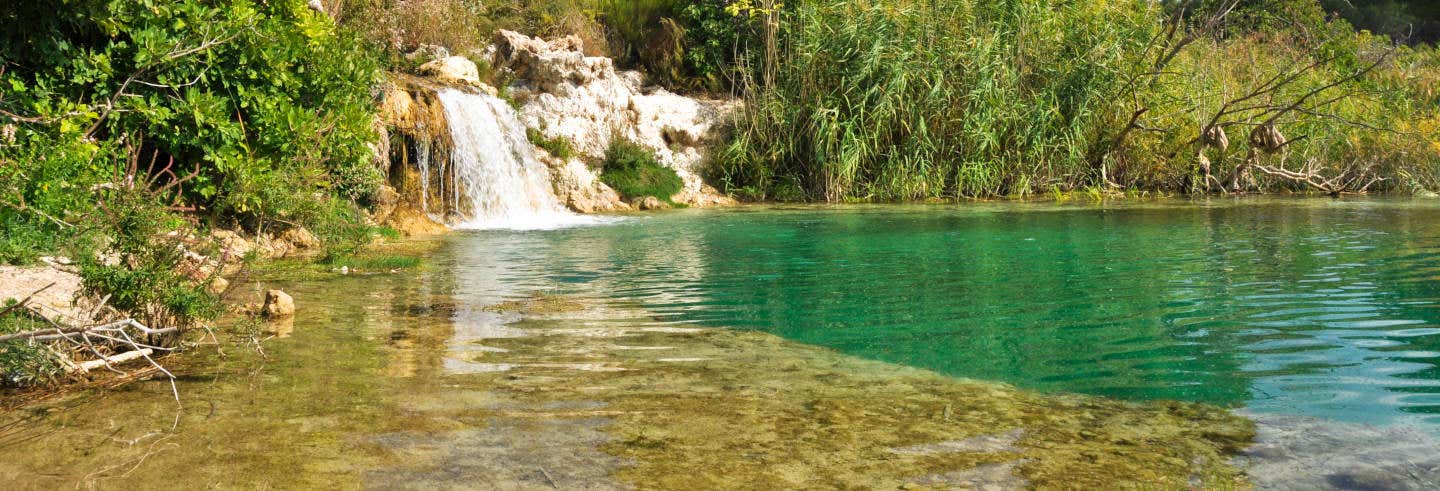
[{"x1": 441, "y1": 199, "x2": 1440, "y2": 432}]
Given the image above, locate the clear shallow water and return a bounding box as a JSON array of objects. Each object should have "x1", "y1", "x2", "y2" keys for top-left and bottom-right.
[{"x1": 443, "y1": 198, "x2": 1440, "y2": 431}]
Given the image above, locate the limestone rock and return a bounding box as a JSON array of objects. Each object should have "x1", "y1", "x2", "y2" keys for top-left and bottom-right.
[
  {"x1": 371, "y1": 185, "x2": 401, "y2": 223},
  {"x1": 485, "y1": 30, "x2": 737, "y2": 210},
  {"x1": 544, "y1": 156, "x2": 629, "y2": 213},
  {"x1": 418, "y1": 56, "x2": 480, "y2": 86},
  {"x1": 635, "y1": 196, "x2": 667, "y2": 210},
  {"x1": 254, "y1": 234, "x2": 293, "y2": 259},
  {"x1": 404, "y1": 44, "x2": 450, "y2": 64},
  {"x1": 262, "y1": 289, "x2": 296, "y2": 318},
  {"x1": 211, "y1": 230, "x2": 252, "y2": 260}
]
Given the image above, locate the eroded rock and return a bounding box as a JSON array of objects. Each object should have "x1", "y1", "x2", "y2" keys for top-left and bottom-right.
[
  {"x1": 206, "y1": 277, "x2": 230, "y2": 296},
  {"x1": 262, "y1": 289, "x2": 296, "y2": 318},
  {"x1": 487, "y1": 30, "x2": 736, "y2": 209},
  {"x1": 635, "y1": 196, "x2": 666, "y2": 210},
  {"x1": 543, "y1": 156, "x2": 629, "y2": 213}
]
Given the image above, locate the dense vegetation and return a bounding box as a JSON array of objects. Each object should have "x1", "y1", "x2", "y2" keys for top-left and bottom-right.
[{"x1": 714, "y1": 0, "x2": 1440, "y2": 200}]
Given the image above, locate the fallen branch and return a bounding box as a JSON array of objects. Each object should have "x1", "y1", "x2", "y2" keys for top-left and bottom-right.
[
  {"x1": 0, "y1": 319, "x2": 177, "y2": 344},
  {"x1": 74, "y1": 349, "x2": 154, "y2": 373}
]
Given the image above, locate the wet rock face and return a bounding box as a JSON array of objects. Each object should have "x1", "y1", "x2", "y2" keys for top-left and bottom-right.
[{"x1": 487, "y1": 30, "x2": 737, "y2": 209}]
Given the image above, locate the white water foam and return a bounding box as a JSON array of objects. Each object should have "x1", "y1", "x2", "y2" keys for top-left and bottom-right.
[{"x1": 434, "y1": 88, "x2": 614, "y2": 231}]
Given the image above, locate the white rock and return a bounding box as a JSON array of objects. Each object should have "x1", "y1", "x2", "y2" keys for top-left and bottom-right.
[
  {"x1": 487, "y1": 30, "x2": 738, "y2": 208},
  {"x1": 418, "y1": 56, "x2": 480, "y2": 86}
]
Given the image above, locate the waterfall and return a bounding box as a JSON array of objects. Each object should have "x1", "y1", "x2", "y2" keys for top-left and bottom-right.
[{"x1": 427, "y1": 88, "x2": 600, "y2": 230}]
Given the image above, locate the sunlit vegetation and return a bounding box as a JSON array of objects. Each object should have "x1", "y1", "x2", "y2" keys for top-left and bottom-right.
[{"x1": 715, "y1": 0, "x2": 1440, "y2": 200}]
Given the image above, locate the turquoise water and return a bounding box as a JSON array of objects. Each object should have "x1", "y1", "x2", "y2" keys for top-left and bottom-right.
[{"x1": 442, "y1": 199, "x2": 1440, "y2": 431}]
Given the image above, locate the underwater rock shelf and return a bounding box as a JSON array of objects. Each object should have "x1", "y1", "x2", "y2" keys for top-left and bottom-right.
[{"x1": 447, "y1": 294, "x2": 1256, "y2": 489}]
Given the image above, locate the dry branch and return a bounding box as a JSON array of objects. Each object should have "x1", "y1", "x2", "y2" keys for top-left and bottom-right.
[{"x1": 74, "y1": 349, "x2": 154, "y2": 373}]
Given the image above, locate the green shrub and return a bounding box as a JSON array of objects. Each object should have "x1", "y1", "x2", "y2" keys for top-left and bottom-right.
[
  {"x1": 1, "y1": 0, "x2": 382, "y2": 233},
  {"x1": 600, "y1": 139, "x2": 683, "y2": 201},
  {"x1": 76, "y1": 195, "x2": 221, "y2": 330},
  {"x1": 527, "y1": 128, "x2": 577, "y2": 159}
]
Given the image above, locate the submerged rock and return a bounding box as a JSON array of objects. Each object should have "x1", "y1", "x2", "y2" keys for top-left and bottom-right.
[{"x1": 1239, "y1": 412, "x2": 1440, "y2": 490}]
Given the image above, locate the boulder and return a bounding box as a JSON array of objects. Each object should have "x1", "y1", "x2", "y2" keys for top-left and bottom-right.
[
  {"x1": 404, "y1": 44, "x2": 450, "y2": 64},
  {"x1": 371, "y1": 185, "x2": 401, "y2": 223},
  {"x1": 262, "y1": 289, "x2": 295, "y2": 318},
  {"x1": 545, "y1": 156, "x2": 629, "y2": 213},
  {"x1": 254, "y1": 234, "x2": 293, "y2": 259},
  {"x1": 212, "y1": 230, "x2": 253, "y2": 259},
  {"x1": 418, "y1": 56, "x2": 480, "y2": 86},
  {"x1": 280, "y1": 227, "x2": 320, "y2": 250}
]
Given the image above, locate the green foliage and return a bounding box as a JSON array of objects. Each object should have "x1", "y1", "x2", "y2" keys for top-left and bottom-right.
[
  {"x1": 718, "y1": 0, "x2": 1440, "y2": 200},
  {"x1": 322, "y1": 253, "x2": 422, "y2": 270},
  {"x1": 1, "y1": 0, "x2": 382, "y2": 232},
  {"x1": 0, "y1": 0, "x2": 385, "y2": 352},
  {"x1": 718, "y1": 0, "x2": 1158, "y2": 200},
  {"x1": 526, "y1": 128, "x2": 576, "y2": 159},
  {"x1": 0, "y1": 308, "x2": 65, "y2": 387},
  {"x1": 601, "y1": 139, "x2": 683, "y2": 201},
  {"x1": 76, "y1": 195, "x2": 221, "y2": 329}
]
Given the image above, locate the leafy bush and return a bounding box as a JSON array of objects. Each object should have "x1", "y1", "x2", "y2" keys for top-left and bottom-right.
[
  {"x1": 1, "y1": 0, "x2": 382, "y2": 232},
  {"x1": 527, "y1": 128, "x2": 577, "y2": 159},
  {"x1": 600, "y1": 139, "x2": 683, "y2": 201},
  {"x1": 0, "y1": 0, "x2": 385, "y2": 338},
  {"x1": 76, "y1": 195, "x2": 221, "y2": 330}
]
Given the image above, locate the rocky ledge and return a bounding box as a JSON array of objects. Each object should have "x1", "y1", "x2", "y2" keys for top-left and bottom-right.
[
  {"x1": 489, "y1": 30, "x2": 737, "y2": 211},
  {"x1": 379, "y1": 31, "x2": 737, "y2": 221}
]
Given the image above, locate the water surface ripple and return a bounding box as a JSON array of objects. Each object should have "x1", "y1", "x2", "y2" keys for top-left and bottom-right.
[{"x1": 444, "y1": 199, "x2": 1440, "y2": 431}]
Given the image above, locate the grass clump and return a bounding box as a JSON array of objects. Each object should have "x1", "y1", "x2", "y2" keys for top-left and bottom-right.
[
  {"x1": 323, "y1": 254, "x2": 422, "y2": 271},
  {"x1": 526, "y1": 128, "x2": 577, "y2": 159},
  {"x1": 600, "y1": 139, "x2": 684, "y2": 203}
]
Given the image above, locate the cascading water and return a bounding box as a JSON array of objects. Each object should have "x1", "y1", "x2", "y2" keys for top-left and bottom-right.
[{"x1": 425, "y1": 88, "x2": 602, "y2": 230}]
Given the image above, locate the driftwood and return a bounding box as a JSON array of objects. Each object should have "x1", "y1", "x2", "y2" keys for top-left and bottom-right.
[{"x1": 75, "y1": 348, "x2": 154, "y2": 373}]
